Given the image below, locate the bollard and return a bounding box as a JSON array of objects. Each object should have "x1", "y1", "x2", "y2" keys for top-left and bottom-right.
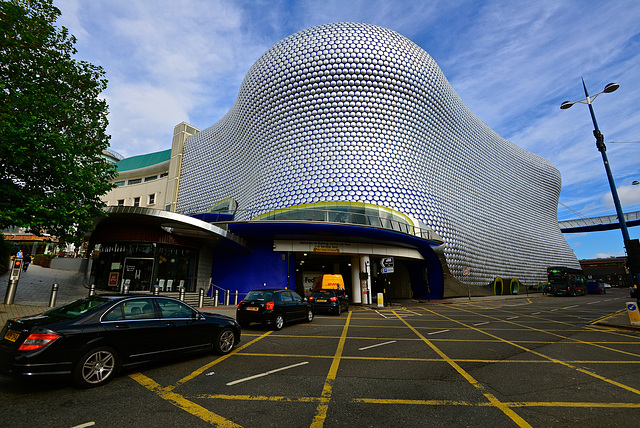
[
  {"x1": 153, "y1": 285, "x2": 159, "y2": 296},
  {"x1": 225, "y1": 289, "x2": 230, "y2": 306},
  {"x1": 234, "y1": 290, "x2": 239, "y2": 305},
  {"x1": 4, "y1": 280, "x2": 18, "y2": 305},
  {"x1": 123, "y1": 284, "x2": 129, "y2": 294},
  {"x1": 179, "y1": 287, "x2": 186, "y2": 302},
  {"x1": 214, "y1": 289, "x2": 219, "y2": 307},
  {"x1": 198, "y1": 288, "x2": 204, "y2": 308},
  {"x1": 88, "y1": 284, "x2": 96, "y2": 297},
  {"x1": 49, "y1": 283, "x2": 59, "y2": 307}
]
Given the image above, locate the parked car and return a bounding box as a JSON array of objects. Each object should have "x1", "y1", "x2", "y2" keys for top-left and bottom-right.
[
  {"x1": 308, "y1": 289, "x2": 349, "y2": 315},
  {"x1": 236, "y1": 289, "x2": 313, "y2": 330},
  {"x1": 0, "y1": 295, "x2": 241, "y2": 388}
]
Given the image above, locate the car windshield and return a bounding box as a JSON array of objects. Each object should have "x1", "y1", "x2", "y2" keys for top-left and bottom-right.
[
  {"x1": 44, "y1": 296, "x2": 110, "y2": 320},
  {"x1": 245, "y1": 291, "x2": 274, "y2": 301}
]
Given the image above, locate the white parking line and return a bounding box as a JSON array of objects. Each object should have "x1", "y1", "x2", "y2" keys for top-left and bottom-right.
[
  {"x1": 473, "y1": 322, "x2": 489, "y2": 326},
  {"x1": 587, "y1": 301, "x2": 599, "y2": 305},
  {"x1": 226, "y1": 362, "x2": 309, "y2": 386},
  {"x1": 562, "y1": 305, "x2": 579, "y2": 310},
  {"x1": 531, "y1": 312, "x2": 541, "y2": 315},
  {"x1": 427, "y1": 330, "x2": 449, "y2": 335},
  {"x1": 506, "y1": 316, "x2": 519, "y2": 320},
  {"x1": 359, "y1": 341, "x2": 397, "y2": 351}
]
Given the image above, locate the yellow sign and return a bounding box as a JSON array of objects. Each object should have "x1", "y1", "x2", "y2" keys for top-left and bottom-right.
[
  {"x1": 627, "y1": 302, "x2": 640, "y2": 326},
  {"x1": 314, "y1": 247, "x2": 339, "y2": 253}
]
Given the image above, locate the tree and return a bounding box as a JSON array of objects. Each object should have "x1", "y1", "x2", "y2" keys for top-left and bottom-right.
[{"x1": 0, "y1": 0, "x2": 116, "y2": 244}]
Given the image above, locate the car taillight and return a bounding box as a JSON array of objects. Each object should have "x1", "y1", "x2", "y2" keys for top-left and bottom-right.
[
  {"x1": 237, "y1": 302, "x2": 242, "y2": 309},
  {"x1": 18, "y1": 333, "x2": 60, "y2": 351},
  {"x1": 330, "y1": 296, "x2": 338, "y2": 302},
  {"x1": 308, "y1": 296, "x2": 314, "y2": 301},
  {"x1": 266, "y1": 301, "x2": 275, "y2": 310}
]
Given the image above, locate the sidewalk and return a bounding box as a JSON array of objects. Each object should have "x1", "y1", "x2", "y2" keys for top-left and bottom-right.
[{"x1": 1, "y1": 266, "x2": 637, "y2": 330}]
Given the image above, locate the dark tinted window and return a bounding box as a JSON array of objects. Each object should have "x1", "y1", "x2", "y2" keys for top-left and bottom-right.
[
  {"x1": 245, "y1": 291, "x2": 274, "y2": 301},
  {"x1": 312, "y1": 290, "x2": 335, "y2": 298},
  {"x1": 45, "y1": 297, "x2": 109, "y2": 320},
  {"x1": 157, "y1": 299, "x2": 196, "y2": 318}
]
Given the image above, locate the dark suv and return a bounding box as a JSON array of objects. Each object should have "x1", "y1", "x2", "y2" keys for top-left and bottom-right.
[
  {"x1": 236, "y1": 289, "x2": 313, "y2": 330},
  {"x1": 309, "y1": 289, "x2": 349, "y2": 315}
]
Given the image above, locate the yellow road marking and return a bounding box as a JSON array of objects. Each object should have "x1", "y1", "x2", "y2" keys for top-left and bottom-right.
[
  {"x1": 169, "y1": 331, "x2": 273, "y2": 390},
  {"x1": 129, "y1": 372, "x2": 242, "y2": 427},
  {"x1": 310, "y1": 311, "x2": 352, "y2": 428},
  {"x1": 428, "y1": 306, "x2": 640, "y2": 396},
  {"x1": 392, "y1": 311, "x2": 532, "y2": 428}
]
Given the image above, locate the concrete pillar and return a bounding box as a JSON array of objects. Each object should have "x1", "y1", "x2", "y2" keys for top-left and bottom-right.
[
  {"x1": 351, "y1": 256, "x2": 362, "y2": 304},
  {"x1": 360, "y1": 255, "x2": 372, "y2": 305}
]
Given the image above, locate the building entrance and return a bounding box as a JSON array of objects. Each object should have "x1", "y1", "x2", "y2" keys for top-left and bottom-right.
[{"x1": 122, "y1": 257, "x2": 155, "y2": 291}]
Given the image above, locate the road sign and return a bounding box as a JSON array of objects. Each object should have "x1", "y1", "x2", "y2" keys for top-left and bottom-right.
[
  {"x1": 381, "y1": 257, "x2": 394, "y2": 268},
  {"x1": 382, "y1": 267, "x2": 394, "y2": 274},
  {"x1": 463, "y1": 267, "x2": 470, "y2": 276}
]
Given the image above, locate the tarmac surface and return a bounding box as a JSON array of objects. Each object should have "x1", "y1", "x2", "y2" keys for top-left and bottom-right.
[{"x1": 1, "y1": 264, "x2": 638, "y2": 330}]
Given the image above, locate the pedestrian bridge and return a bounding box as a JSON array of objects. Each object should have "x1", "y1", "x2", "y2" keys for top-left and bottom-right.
[{"x1": 559, "y1": 210, "x2": 640, "y2": 233}]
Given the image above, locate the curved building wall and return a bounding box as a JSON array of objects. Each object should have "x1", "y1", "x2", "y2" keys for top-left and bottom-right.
[{"x1": 177, "y1": 22, "x2": 579, "y2": 286}]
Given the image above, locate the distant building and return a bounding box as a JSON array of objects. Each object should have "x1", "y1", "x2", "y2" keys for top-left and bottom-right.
[
  {"x1": 101, "y1": 122, "x2": 199, "y2": 212},
  {"x1": 579, "y1": 257, "x2": 631, "y2": 287}
]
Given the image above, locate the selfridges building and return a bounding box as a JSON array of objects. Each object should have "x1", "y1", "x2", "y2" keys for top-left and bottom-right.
[{"x1": 177, "y1": 22, "x2": 579, "y2": 292}]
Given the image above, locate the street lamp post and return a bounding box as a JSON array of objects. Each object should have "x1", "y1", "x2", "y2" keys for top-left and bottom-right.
[{"x1": 561, "y1": 78, "x2": 640, "y2": 289}]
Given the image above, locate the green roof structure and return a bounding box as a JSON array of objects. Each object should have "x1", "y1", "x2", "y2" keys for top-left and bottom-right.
[{"x1": 116, "y1": 149, "x2": 171, "y2": 172}]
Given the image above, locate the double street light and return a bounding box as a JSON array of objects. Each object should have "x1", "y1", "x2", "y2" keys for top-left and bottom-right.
[{"x1": 561, "y1": 79, "x2": 640, "y2": 288}]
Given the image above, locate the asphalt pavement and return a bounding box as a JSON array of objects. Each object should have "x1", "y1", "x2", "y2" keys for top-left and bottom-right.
[{"x1": 1, "y1": 264, "x2": 638, "y2": 330}]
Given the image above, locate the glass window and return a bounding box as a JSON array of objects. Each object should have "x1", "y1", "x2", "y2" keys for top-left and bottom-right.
[
  {"x1": 121, "y1": 299, "x2": 156, "y2": 320},
  {"x1": 133, "y1": 197, "x2": 140, "y2": 207},
  {"x1": 281, "y1": 292, "x2": 293, "y2": 302},
  {"x1": 148, "y1": 194, "x2": 155, "y2": 205},
  {"x1": 159, "y1": 172, "x2": 168, "y2": 178},
  {"x1": 117, "y1": 199, "x2": 125, "y2": 206},
  {"x1": 128, "y1": 178, "x2": 142, "y2": 185},
  {"x1": 157, "y1": 299, "x2": 196, "y2": 318},
  {"x1": 113, "y1": 181, "x2": 125, "y2": 187},
  {"x1": 144, "y1": 175, "x2": 158, "y2": 182}
]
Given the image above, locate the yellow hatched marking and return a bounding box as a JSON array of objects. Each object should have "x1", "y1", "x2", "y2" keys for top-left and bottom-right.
[
  {"x1": 430, "y1": 306, "x2": 640, "y2": 396},
  {"x1": 129, "y1": 372, "x2": 242, "y2": 428},
  {"x1": 393, "y1": 310, "x2": 532, "y2": 428}
]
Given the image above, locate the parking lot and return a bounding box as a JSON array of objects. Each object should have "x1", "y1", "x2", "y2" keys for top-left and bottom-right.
[
  {"x1": 123, "y1": 289, "x2": 640, "y2": 427},
  {"x1": 2, "y1": 288, "x2": 640, "y2": 427}
]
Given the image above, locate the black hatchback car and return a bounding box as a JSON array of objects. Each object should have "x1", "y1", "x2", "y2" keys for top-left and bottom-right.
[
  {"x1": 308, "y1": 289, "x2": 349, "y2": 315},
  {"x1": 0, "y1": 295, "x2": 241, "y2": 388},
  {"x1": 236, "y1": 289, "x2": 313, "y2": 330}
]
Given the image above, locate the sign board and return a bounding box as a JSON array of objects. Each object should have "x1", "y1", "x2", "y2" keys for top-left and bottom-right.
[
  {"x1": 10, "y1": 257, "x2": 23, "y2": 281},
  {"x1": 627, "y1": 302, "x2": 640, "y2": 326},
  {"x1": 463, "y1": 267, "x2": 470, "y2": 276},
  {"x1": 108, "y1": 272, "x2": 120, "y2": 287},
  {"x1": 381, "y1": 257, "x2": 394, "y2": 274}
]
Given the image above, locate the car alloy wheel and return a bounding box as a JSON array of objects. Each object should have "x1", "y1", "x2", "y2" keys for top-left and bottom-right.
[
  {"x1": 214, "y1": 327, "x2": 236, "y2": 355},
  {"x1": 306, "y1": 309, "x2": 314, "y2": 322},
  {"x1": 274, "y1": 313, "x2": 284, "y2": 330},
  {"x1": 73, "y1": 347, "x2": 119, "y2": 388}
]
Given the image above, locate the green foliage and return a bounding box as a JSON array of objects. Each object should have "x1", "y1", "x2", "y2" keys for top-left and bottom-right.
[
  {"x1": 33, "y1": 253, "x2": 54, "y2": 268},
  {"x1": 0, "y1": 234, "x2": 11, "y2": 274},
  {"x1": 0, "y1": 0, "x2": 116, "y2": 244}
]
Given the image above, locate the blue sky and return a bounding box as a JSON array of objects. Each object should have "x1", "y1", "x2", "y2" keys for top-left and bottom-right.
[{"x1": 53, "y1": 0, "x2": 640, "y2": 260}]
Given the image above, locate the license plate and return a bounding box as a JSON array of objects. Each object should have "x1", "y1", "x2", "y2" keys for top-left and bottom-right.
[
  {"x1": 4, "y1": 330, "x2": 20, "y2": 342},
  {"x1": 246, "y1": 307, "x2": 259, "y2": 311},
  {"x1": 317, "y1": 299, "x2": 327, "y2": 303}
]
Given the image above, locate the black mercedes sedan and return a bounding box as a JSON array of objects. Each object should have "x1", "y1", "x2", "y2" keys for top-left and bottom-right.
[
  {"x1": 236, "y1": 289, "x2": 313, "y2": 330},
  {"x1": 0, "y1": 295, "x2": 241, "y2": 388}
]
